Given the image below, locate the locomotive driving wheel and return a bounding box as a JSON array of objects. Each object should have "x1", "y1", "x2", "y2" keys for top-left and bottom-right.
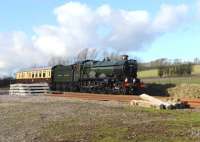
[{"x1": 122, "y1": 87, "x2": 129, "y2": 95}]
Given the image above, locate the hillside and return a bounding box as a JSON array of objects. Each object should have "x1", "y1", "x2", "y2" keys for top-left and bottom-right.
[{"x1": 138, "y1": 65, "x2": 200, "y2": 78}]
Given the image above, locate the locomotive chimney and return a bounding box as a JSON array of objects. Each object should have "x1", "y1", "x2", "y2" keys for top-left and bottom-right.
[{"x1": 122, "y1": 55, "x2": 128, "y2": 60}]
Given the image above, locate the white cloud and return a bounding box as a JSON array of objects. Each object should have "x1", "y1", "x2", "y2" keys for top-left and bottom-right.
[
  {"x1": 96, "y1": 5, "x2": 112, "y2": 18},
  {"x1": 0, "y1": 2, "x2": 189, "y2": 76},
  {"x1": 153, "y1": 4, "x2": 188, "y2": 32},
  {"x1": 34, "y1": 2, "x2": 98, "y2": 58},
  {"x1": 0, "y1": 32, "x2": 45, "y2": 76},
  {"x1": 197, "y1": 0, "x2": 200, "y2": 17},
  {"x1": 0, "y1": 61, "x2": 5, "y2": 69}
]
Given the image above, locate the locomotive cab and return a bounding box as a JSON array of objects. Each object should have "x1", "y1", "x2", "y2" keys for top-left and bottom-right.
[
  {"x1": 123, "y1": 59, "x2": 137, "y2": 78},
  {"x1": 122, "y1": 55, "x2": 143, "y2": 94}
]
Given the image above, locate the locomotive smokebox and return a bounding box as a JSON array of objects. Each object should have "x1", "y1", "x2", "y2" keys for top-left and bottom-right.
[{"x1": 122, "y1": 55, "x2": 128, "y2": 60}]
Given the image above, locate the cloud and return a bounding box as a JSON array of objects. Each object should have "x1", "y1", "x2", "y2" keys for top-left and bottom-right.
[
  {"x1": 153, "y1": 4, "x2": 188, "y2": 32},
  {"x1": 0, "y1": 61, "x2": 5, "y2": 69},
  {"x1": 0, "y1": 32, "x2": 45, "y2": 76},
  {"x1": 0, "y1": 2, "x2": 189, "y2": 76},
  {"x1": 33, "y1": 2, "x2": 99, "y2": 58},
  {"x1": 197, "y1": 0, "x2": 200, "y2": 17},
  {"x1": 34, "y1": 2, "x2": 189, "y2": 54}
]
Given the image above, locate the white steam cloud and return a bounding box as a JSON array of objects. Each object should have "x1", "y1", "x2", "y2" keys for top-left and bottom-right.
[{"x1": 0, "y1": 2, "x2": 189, "y2": 76}]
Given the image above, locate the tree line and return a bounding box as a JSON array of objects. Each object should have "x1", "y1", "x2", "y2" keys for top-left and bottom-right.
[
  {"x1": 0, "y1": 77, "x2": 14, "y2": 88},
  {"x1": 138, "y1": 57, "x2": 200, "y2": 71},
  {"x1": 158, "y1": 63, "x2": 193, "y2": 77}
]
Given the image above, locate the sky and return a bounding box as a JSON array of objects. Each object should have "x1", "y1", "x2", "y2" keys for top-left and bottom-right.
[{"x1": 0, "y1": 0, "x2": 200, "y2": 76}]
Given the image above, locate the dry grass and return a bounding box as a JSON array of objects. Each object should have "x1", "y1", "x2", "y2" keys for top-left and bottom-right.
[
  {"x1": 168, "y1": 84, "x2": 200, "y2": 99},
  {"x1": 143, "y1": 83, "x2": 200, "y2": 99}
]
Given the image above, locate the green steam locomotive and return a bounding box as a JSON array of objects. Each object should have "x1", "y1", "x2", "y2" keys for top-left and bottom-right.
[{"x1": 51, "y1": 55, "x2": 144, "y2": 95}]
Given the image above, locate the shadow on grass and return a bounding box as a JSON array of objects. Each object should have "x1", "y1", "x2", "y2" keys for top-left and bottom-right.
[{"x1": 143, "y1": 83, "x2": 176, "y2": 96}]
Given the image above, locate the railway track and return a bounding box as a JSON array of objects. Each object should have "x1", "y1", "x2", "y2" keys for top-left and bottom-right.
[
  {"x1": 50, "y1": 92, "x2": 141, "y2": 102},
  {"x1": 49, "y1": 92, "x2": 200, "y2": 108}
]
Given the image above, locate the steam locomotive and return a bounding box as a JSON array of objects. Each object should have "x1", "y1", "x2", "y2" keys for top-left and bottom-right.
[{"x1": 16, "y1": 55, "x2": 144, "y2": 95}]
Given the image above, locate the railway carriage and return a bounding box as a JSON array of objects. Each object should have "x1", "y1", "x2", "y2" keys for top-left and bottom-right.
[{"x1": 16, "y1": 67, "x2": 52, "y2": 83}]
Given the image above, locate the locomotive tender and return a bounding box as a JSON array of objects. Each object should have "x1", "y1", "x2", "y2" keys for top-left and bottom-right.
[{"x1": 16, "y1": 55, "x2": 143, "y2": 95}]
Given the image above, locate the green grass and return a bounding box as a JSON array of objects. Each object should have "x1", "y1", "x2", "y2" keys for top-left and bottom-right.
[
  {"x1": 142, "y1": 76, "x2": 200, "y2": 84},
  {"x1": 192, "y1": 65, "x2": 200, "y2": 75},
  {"x1": 138, "y1": 69, "x2": 158, "y2": 78},
  {"x1": 138, "y1": 65, "x2": 200, "y2": 79},
  {"x1": 40, "y1": 106, "x2": 200, "y2": 142},
  {"x1": 138, "y1": 65, "x2": 200, "y2": 84}
]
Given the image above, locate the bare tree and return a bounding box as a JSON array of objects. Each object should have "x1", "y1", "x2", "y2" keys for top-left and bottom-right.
[
  {"x1": 88, "y1": 48, "x2": 98, "y2": 60},
  {"x1": 76, "y1": 48, "x2": 98, "y2": 62},
  {"x1": 48, "y1": 56, "x2": 71, "y2": 66},
  {"x1": 194, "y1": 57, "x2": 200, "y2": 65},
  {"x1": 103, "y1": 51, "x2": 121, "y2": 61},
  {"x1": 76, "y1": 48, "x2": 89, "y2": 61},
  {"x1": 173, "y1": 59, "x2": 182, "y2": 65}
]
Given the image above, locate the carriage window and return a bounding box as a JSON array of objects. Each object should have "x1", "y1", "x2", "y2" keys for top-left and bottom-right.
[
  {"x1": 39, "y1": 73, "x2": 42, "y2": 77},
  {"x1": 43, "y1": 73, "x2": 46, "y2": 77},
  {"x1": 47, "y1": 71, "x2": 50, "y2": 77},
  {"x1": 36, "y1": 73, "x2": 38, "y2": 77},
  {"x1": 32, "y1": 73, "x2": 34, "y2": 78}
]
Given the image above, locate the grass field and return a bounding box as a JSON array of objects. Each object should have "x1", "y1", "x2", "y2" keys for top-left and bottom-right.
[
  {"x1": 142, "y1": 76, "x2": 200, "y2": 84},
  {"x1": 193, "y1": 65, "x2": 200, "y2": 75},
  {"x1": 138, "y1": 69, "x2": 158, "y2": 78},
  {"x1": 138, "y1": 65, "x2": 200, "y2": 84},
  {"x1": 138, "y1": 65, "x2": 200, "y2": 79},
  {"x1": 1, "y1": 95, "x2": 200, "y2": 142}
]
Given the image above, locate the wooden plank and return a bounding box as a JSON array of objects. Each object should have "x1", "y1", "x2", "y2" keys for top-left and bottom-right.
[
  {"x1": 9, "y1": 83, "x2": 49, "y2": 96},
  {"x1": 130, "y1": 99, "x2": 164, "y2": 109},
  {"x1": 140, "y1": 94, "x2": 171, "y2": 107}
]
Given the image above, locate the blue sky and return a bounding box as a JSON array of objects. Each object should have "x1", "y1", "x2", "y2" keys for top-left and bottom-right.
[
  {"x1": 0, "y1": 0, "x2": 200, "y2": 75},
  {"x1": 135, "y1": 22, "x2": 200, "y2": 61},
  {"x1": 0, "y1": 0, "x2": 197, "y2": 33}
]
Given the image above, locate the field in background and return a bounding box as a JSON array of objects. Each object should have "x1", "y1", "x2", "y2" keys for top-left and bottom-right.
[
  {"x1": 193, "y1": 65, "x2": 200, "y2": 75},
  {"x1": 138, "y1": 69, "x2": 158, "y2": 78},
  {"x1": 138, "y1": 65, "x2": 200, "y2": 79},
  {"x1": 142, "y1": 76, "x2": 200, "y2": 84},
  {"x1": 138, "y1": 65, "x2": 200, "y2": 98},
  {"x1": 138, "y1": 65, "x2": 200, "y2": 84}
]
